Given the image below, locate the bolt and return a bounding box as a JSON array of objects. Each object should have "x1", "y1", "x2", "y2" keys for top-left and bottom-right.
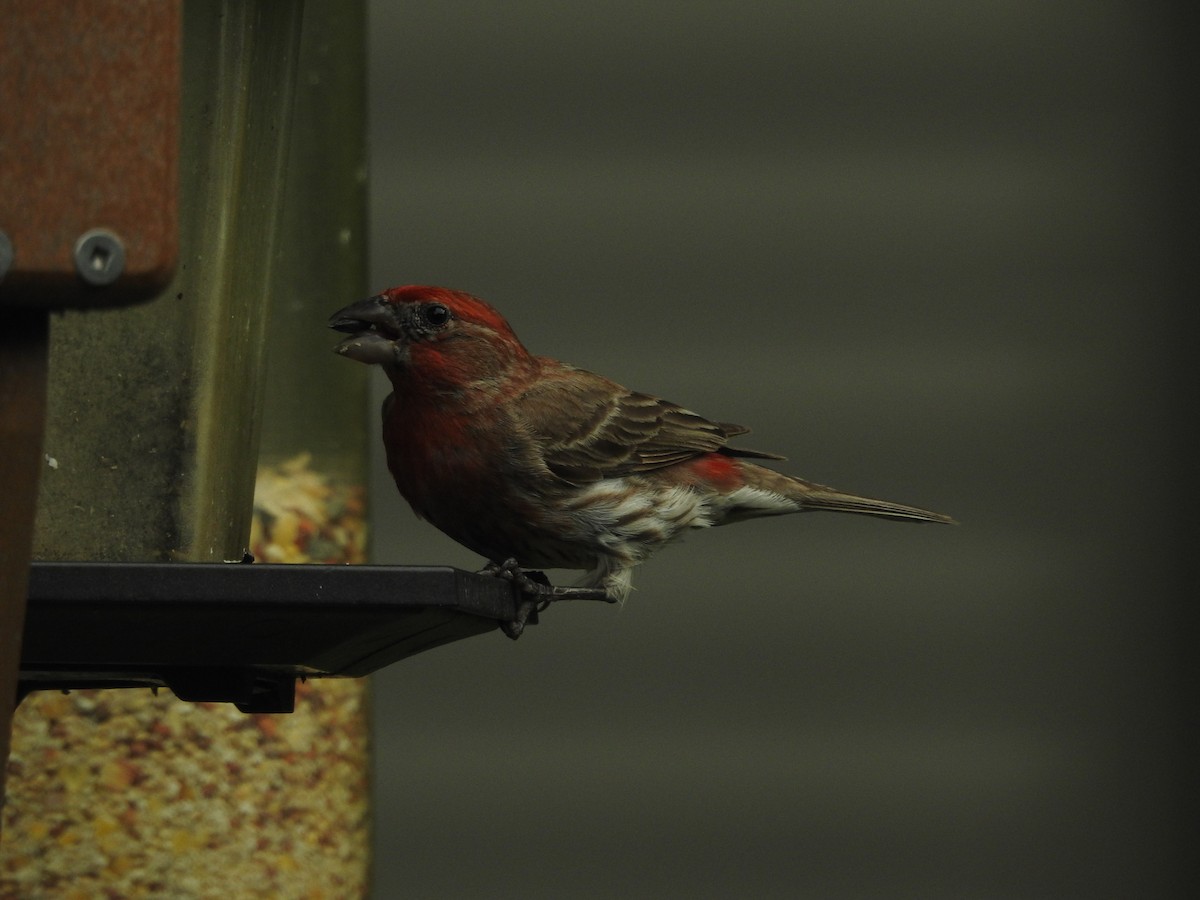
[
  {"x1": 0, "y1": 230, "x2": 12, "y2": 283},
  {"x1": 73, "y1": 229, "x2": 125, "y2": 286}
]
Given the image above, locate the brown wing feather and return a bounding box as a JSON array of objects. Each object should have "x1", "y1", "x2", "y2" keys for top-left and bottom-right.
[{"x1": 516, "y1": 361, "x2": 782, "y2": 484}]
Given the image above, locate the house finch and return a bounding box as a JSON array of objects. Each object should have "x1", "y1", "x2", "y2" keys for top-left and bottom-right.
[{"x1": 330, "y1": 286, "x2": 954, "y2": 636}]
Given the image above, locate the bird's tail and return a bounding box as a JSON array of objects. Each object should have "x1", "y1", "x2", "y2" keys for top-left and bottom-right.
[
  {"x1": 710, "y1": 462, "x2": 956, "y2": 526},
  {"x1": 790, "y1": 476, "x2": 956, "y2": 524}
]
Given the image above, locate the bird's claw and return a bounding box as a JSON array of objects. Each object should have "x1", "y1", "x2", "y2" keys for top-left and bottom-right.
[{"x1": 482, "y1": 558, "x2": 614, "y2": 639}]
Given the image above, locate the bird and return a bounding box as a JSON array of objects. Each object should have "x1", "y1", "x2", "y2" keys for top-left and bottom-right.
[{"x1": 329, "y1": 285, "x2": 954, "y2": 636}]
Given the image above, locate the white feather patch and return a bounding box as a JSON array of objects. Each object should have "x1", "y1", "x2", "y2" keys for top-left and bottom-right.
[
  {"x1": 559, "y1": 480, "x2": 799, "y2": 604},
  {"x1": 709, "y1": 484, "x2": 802, "y2": 523}
]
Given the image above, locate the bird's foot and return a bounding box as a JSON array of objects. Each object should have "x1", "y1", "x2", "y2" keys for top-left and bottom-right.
[{"x1": 481, "y1": 558, "x2": 615, "y2": 640}]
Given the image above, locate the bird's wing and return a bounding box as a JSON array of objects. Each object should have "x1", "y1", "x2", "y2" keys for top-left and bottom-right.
[{"x1": 516, "y1": 363, "x2": 781, "y2": 484}]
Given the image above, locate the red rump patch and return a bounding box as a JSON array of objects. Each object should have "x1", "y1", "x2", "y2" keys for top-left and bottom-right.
[{"x1": 686, "y1": 453, "x2": 743, "y2": 491}]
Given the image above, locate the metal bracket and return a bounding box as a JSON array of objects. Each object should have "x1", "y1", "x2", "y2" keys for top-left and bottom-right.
[{"x1": 20, "y1": 561, "x2": 520, "y2": 713}]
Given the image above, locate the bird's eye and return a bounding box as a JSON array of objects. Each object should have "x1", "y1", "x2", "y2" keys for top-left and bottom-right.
[{"x1": 422, "y1": 303, "x2": 452, "y2": 328}]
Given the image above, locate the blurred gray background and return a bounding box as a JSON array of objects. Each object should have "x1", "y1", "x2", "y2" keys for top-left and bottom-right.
[{"x1": 364, "y1": 3, "x2": 1192, "y2": 898}]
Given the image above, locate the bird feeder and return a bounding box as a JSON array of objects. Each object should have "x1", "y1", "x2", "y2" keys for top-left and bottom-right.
[{"x1": 1, "y1": 1, "x2": 518, "y2": 894}]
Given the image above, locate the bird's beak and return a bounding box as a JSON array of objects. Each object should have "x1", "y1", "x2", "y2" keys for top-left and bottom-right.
[{"x1": 328, "y1": 295, "x2": 404, "y2": 366}]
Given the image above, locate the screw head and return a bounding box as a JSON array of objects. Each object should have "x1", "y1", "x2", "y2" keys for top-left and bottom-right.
[
  {"x1": 74, "y1": 229, "x2": 126, "y2": 286},
  {"x1": 0, "y1": 231, "x2": 12, "y2": 283}
]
